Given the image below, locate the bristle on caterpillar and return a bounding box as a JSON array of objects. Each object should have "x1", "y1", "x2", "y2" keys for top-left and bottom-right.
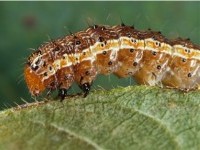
[{"x1": 24, "y1": 24, "x2": 200, "y2": 100}]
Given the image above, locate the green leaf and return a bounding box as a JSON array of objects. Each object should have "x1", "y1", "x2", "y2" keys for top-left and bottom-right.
[{"x1": 0, "y1": 85, "x2": 200, "y2": 150}]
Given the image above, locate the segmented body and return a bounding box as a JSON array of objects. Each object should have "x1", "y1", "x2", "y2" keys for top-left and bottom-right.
[{"x1": 24, "y1": 24, "x2": 200, "y2": 99}]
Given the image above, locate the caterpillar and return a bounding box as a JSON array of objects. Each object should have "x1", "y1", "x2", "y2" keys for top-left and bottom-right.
[{"x1": 24, "y1": 24, "x2": 200, "y2": 100}]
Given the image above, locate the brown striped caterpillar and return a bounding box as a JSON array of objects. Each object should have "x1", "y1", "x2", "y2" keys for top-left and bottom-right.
[{"x1": 24, "y1": 24, "x2": 200, "y2": 100}]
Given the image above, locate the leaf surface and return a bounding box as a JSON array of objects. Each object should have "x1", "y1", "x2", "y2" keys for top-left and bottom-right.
[{"x1": 0, "y1": 86, "x2": 200, "y2": 150}]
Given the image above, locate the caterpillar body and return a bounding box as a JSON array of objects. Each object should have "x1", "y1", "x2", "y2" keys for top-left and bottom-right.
[{"x1": 24, "y1": 24, "x2": 200, "y2": 100}]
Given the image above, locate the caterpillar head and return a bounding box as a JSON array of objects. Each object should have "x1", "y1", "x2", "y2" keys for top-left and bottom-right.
[{"x1": 24, "y1": 65, "x2": 45, "y2": 96}]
